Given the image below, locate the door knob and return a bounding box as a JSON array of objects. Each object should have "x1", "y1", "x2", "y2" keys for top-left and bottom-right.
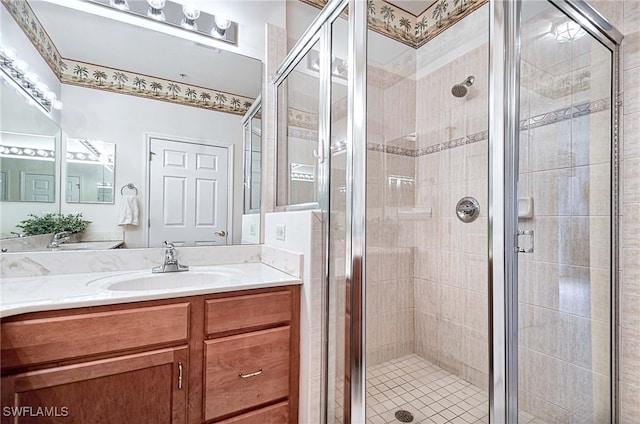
[{"x1": 215, "y1": 230, "x2": 227, "y2": 237}]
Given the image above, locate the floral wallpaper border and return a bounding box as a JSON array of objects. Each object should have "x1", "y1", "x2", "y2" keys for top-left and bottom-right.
[
  {"x1": 3, "y1": 0, "x2": 256, "y2": 116},
  {"x1": 369, "y1": 97, "x2": 611, "y2": 157},
  {"x1": 300, "y1": 0, "x2": 488, "y2": 49}
]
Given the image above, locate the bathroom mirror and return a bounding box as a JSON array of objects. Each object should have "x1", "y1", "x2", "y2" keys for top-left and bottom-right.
[
  {"x1": 242, "y1": 96, "x2": 262, "y2": 215},
  {"x1": 276, "y1": 41, "x2": 320, "y2": 207},
  {"x1": 65, "y1": 138, "x2": 116, "y2": 204},
  {"x1": 0, "y1": 80, "x2": 61, "y2": 237},
  {"x1": 0, "y1": 0, "x2": 263, "y2": 247}
]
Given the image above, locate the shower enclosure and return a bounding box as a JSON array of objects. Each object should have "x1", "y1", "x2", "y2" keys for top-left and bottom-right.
[{"x1": 272, "y1": 0, "x2": 621, "y2": 422}]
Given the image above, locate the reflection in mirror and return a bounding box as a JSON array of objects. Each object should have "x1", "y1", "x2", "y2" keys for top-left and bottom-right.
[
  {"x1": 65, "y1": 138, "x2": 115, "y2": 204},
  {"x1": 242, "y1": 96, "x2": 262, "y2": 215},
  {"x1": 0, "y1": 132, "x2": 56, "y2": 203},
  {"x1": 0, "y1": 80, "x2": 61, "y2": 238},
  {"x1": 241, "y1": 96, "x2": 261, "y2": 245},
  {"x1": 276, "y1": 41, "x2": 320, "y2": 207},
  {"x1": 1, "y1": 0, "x2": 262, "y2": 247}
]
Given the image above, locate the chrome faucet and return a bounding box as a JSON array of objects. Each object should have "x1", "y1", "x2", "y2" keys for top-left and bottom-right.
[
  {"x1": 47, "y1": 231, "x2": 70, "y2": 249},
  {"x1": 152, "y1": 241, "x2": 189, "y2": 273}
]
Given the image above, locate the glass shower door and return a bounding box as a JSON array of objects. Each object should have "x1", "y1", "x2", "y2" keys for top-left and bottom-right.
[{"x1": 516, "y1": 2, "x2": 615, "y2": 423}]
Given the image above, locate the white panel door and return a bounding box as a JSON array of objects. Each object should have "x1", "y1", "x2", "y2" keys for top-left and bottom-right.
[
  {"x1": 20, "y1": 172, "x2": 54, "y2": 202},
  {"x1": 148, "y1": 138, "x2": 229, "y2": 247},
  {"x1": 66, "y1": 176, "x2": 81, "y2": 202}
]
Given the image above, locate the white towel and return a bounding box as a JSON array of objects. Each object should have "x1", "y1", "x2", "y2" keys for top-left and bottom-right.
[{"x1": 118, "y1": 195, "x2": 139, "y2": 226}]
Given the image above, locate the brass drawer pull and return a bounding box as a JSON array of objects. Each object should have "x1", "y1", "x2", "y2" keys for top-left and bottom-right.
[{"x1": 239, "y1": 368, "x2": 263, "y2": 379}]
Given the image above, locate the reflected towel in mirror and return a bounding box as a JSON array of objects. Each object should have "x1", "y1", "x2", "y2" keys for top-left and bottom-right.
[{"x1": 118, "y1": 195, "x2": 139, "y2": 226}]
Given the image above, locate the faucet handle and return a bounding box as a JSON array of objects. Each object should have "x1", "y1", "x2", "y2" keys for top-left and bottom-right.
[{"x1": 163, "y1": 241, "x2": 175, "y2": 249}]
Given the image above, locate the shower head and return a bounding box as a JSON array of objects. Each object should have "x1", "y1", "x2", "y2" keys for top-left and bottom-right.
[{"x1": 451, "y1": 75, "x2": 475, "y2": 98}]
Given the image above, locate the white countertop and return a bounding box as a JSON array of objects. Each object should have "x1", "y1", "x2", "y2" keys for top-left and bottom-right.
[{"x1": 0, "y1": 262, "x2": 301, "y2": 318}]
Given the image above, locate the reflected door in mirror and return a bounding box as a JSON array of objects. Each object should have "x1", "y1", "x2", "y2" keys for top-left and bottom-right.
[{"x1": 148, "y1": 138, "x2": 230, "y2": 248}]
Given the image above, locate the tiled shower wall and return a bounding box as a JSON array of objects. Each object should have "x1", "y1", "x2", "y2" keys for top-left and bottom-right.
[
  {"x1": 366, "y1": 66, "x2": 417, "y2": 367},
  {"x1": 413, "y1": 41, "x2": 490, "y2": 390}
]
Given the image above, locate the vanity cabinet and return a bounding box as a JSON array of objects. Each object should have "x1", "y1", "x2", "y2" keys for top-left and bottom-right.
[
  {"x1": 1, "y1": 347, "x2": 188, "y2": 424},
  {"x1": 203, "y1": 290, "x2": 296, "y2": 422},
  {"x1": 1, "y1": 285, "x2": 300, "y2": 424}
]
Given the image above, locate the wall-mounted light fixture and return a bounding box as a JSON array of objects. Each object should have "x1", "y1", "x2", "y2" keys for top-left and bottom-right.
[
  {"x1": 90, "y1": 0, "x2": 238, "y2": 45},
  {"x1": 0, "y1": 46, "x2": 63, "y2": 113},
  {"x1": 0, "y1": 144, "x2": 56, "y2": 161}
]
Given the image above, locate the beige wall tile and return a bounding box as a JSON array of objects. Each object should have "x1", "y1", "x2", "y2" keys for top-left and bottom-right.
[
  {"x1": 619, "y1": 381, "x2": 640, "y2": 424},
  {"x1": 623, "y1": 111, "x2": 640, "y2": 159},
  {"x1": 623, "y1": 248, "x2": 640, "y2": 296},
  {"x1": 620, "y1": 327, "x2": 640, "y2": 386},
  {"x1": 623, "y1": 158, "x2": 640, "y2": 203}
]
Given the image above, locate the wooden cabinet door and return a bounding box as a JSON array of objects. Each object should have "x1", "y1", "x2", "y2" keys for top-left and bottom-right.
[{"x1": 1, "y1": 346, "x2": 188, "y2": 424}]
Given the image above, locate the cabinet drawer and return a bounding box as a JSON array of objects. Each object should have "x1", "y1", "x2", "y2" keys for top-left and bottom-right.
[
  {"x1": 205, "y1": 290, "x2": 291, "y2": 335},
  {"x1": 204, "y1": 327, "x2": 290, "y2": 421},
  {"x1": 1, "y1": 303, "x2": 189, "y2": 369},
  {"x1": 215, "y1": 402, "x2": 288, "y2": 424}
]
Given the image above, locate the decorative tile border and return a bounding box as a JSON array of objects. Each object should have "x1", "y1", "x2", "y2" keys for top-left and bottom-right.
[
  {"x1": 300, "y1": 0, "x2": 487, "y2": 49},
  {"x1": 3, "y1": 0, "x2": 255, "y2": 116},
  {"x1": 368, "y1": 98, "x2": 611, "y2": 157},
  {"x1": 59, "y1": 59, "x2": 254, "y2": 116}
]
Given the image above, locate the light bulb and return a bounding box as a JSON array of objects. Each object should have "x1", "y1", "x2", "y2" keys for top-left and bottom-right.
[
  {"x1": 14, "y1": 59, "x2": 28, "y2": 72},
  {"x1": 147, "y1": 8, "x2": 166, "y2": 21},
  {"x1": 109, "y1": 0, "x2": 129, "y2": 10},
  {"x1": 146, "y1": 0, "x2": 165, "y2": 9},
  {"x1": 44, "y1": 91, "x2": 57, "y2": 101},
  {"x1": 52, "y1": 100, "x2": 63, "y2": 110},
  {"x1": 1, "y1": 47, "x2": 17, "y2": 61},
  {"x1": 182, "y1": 4, "x2": 200, "y2": 20},
  {"x1": 147, "y1": 0, "x2": 166, "y2": 20},
  {"x1": 25, "y1": 71, "x2": 39, "y2": 84},
  {"x1": 36, "y1": 81, "x2": 48, "y2": 93},
  {"x1": 214, "y1": 15, "x2": 231, "y2": 30}
]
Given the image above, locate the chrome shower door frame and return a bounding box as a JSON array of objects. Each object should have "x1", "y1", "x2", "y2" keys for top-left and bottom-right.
[{"x1": 490, "y1": 0, "x2": 623, "y2": 423}]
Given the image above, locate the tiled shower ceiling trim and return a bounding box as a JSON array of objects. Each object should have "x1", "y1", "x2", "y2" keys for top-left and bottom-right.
[{"x1": 369, "y1": 98, "x2": 611, "y2": 157}]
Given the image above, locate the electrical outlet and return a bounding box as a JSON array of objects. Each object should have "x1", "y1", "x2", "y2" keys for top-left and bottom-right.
[{"x1": 275, "y1": 224, "x2": 286, "y2": 241}]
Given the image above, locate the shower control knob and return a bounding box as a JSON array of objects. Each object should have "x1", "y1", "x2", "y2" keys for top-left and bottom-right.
[{"x1": 456, "y1": 197, "x2": 480, "y2": 223}]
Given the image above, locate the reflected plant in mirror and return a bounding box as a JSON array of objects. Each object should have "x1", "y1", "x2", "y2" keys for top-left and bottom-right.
[{"x1": 17, "y1": 213, "x2": 91, "y2": 236}]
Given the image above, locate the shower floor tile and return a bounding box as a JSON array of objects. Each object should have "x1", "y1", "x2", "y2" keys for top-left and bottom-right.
[{"x1": 366, "y1": 354, "x2": 549, "y2": 424}]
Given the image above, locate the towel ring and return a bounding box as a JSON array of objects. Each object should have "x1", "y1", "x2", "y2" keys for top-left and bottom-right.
[{"x1": 120, "y1": 183, "x2": 138, "y2": 196}]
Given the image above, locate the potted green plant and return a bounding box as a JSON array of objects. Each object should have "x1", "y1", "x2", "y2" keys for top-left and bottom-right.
[{"x1": 17, "y1": 213, "x2": 91, "y2": 237}]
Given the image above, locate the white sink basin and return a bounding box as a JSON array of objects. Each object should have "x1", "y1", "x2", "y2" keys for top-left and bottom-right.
[{"x1": 87, "y1": 267, "x2": 245, "y2": 292}]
